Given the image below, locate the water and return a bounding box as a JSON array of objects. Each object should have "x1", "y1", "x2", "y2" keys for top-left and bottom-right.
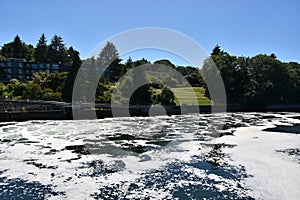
[{"x1": 0, "y1": 113, "x2": 299, "y2": 199}]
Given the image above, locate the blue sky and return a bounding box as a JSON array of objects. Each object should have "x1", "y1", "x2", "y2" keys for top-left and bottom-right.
[{"x1": 1, "y1": 0, "x2": 299, "y2": 65}]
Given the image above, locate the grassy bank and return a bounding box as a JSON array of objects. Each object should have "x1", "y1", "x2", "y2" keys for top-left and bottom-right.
[{"x1": 172, "y1": 87, "x2": 212, "y2": 105}]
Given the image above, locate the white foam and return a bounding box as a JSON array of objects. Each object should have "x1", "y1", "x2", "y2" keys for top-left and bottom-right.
[{"x1": 216, "y1": 126, "x2": 300, "y2": 199}]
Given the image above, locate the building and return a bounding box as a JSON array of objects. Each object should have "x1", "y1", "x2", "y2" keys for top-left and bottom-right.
[{"x1": 0, "y1": 58, "x2": 66, "y2": 83}]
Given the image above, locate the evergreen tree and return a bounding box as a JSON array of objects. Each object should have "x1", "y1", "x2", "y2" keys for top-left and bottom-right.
[
  {"x1": 34, "y1": 34, "x2": 48, "y2": 62},
  {"x1": 62, "y1": 47, "x2": 82, "y2": 102},
  {"x1": 97, "y1": 41, "x2": 122, "y2": 82},
  {"x1": 12, "y1": 35, "x2": 22, "y2": 58},
  {"x1": 97, "y1": 42, "x2": 120, "y2": 67},
  {"x1": 48, "y1": 35, "x2": 67, "y2": 64},
  {"x1": 211, "y1": 45, "x2": 222, "y2": 56},
  {"x1": 1, "y1": 35, "x2": 33, "y2": 60}
]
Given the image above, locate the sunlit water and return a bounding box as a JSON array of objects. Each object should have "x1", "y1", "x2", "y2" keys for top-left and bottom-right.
[{"x1": 0, "y1": 113, "x2": 300, "y2": 199}]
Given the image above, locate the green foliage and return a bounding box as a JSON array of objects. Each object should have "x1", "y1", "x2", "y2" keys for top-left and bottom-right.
[
  {"x1": 130, "y1": 85, "x2": 153, "y2": 105},
  {"x1": 62, "y1": 47, "x2": 82, "y2": 102},
  {"x1": 96, "y1": 82, "x2": 113, "y2": 103},
  {"x1": 97, "y1": 42, "x2": 119, "y2": 67},
  {"x1": 0, "y1": 55, "x2": 5, "y2": 61},
  {"x1": 177, "y1": 66, "x2": 204, "y2": 87},
  {"x1": 22, "y1": 83, "x2": 42, "y2": 99},
  {"x1": 48, "y1": 35, "x2": 67, "y2": 64},
  {"x1": 203, "y1": 45, "x2": 300, "y2": 106},
  {"x1": 129, "y1": 58, "x2": 150, "y2": 68},
  {"x1": 32, "y1": 71, "x2": 66, "y2": 92},
  {"x1": 162, "y1": 75, "x2": 179, "y2": 87},
  {"x1": 6, "y1": 79, "x2": 20, "y2": 97},
  {"x1": 0, "y1": 72, "x2": 67, "y2": 101},
  {"x1": 98, "y1": 91, "x2": 112, "y2": 103},
  {"x1": 2, "y1": 35, "x2": 300, "y2": 108},
  {"x1": 97, "y1": 42, "x2": 124, "y2": 82},
  {"x1": 32, "y1": 71, "x2": 49, "y2": 89},
  {"x1": 1, "y1": 35, "x2": 34, "y2": 60},
  {"x1": 41, "y1": 88, "x2": 62, "y2": 101},
  {"x1": 34, "y1": 34, "x2": 48, "y2": 62},
  {"x1": 154, "y1": 59, "x2": 176, "y2": 69},
  {"x1": 0, "y1": 82, "x2": 6, "y2": 96},
  {"x1": 211, "y1": 45, "x2": 222, "y2": 56},
  {"x1": 161, "y1": 87, "x2": 176, "y2": 105}
]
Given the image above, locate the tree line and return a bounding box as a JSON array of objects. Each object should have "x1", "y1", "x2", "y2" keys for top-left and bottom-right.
[
  {"x1": 1, "y1": 35, "x2": 300, "y2": 107},
  {"x1": 0, "y1": 34, "x2": 81, "y2": 66},
  {"x1": 203, "y1": 45, "x2": 300, "y2": 106},
  {"x1": 0, "y1": 34, "x2": 82, "y2": 102}
]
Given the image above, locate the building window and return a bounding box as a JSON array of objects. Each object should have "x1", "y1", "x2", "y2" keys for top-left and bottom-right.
[
  {"x1": 31, "y1": 64, "x2": 38, "y2": 69},
  {"x1": 39, "y1": 63, "x2": 44, "y2": 69},
  {"x1": 52, "y1": 64, "x2": 59, "y2": 70}
]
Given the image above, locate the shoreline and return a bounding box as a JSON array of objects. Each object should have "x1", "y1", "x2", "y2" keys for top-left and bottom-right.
[{"x1": 1, "y1": 100, "x2": 300, "y2": 122}]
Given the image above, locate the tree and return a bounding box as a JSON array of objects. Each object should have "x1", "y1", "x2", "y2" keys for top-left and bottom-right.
[
  {"x1": 246, "y1": 54, "x2": 285, "y2": 105},
  {"x1": 49, "y1": 72, "x2": 68, "y2": 92},
  {"x1": 204, "y1": 49, "x2": 238, "y2": 104},
  {"x1": 154, "y1": 59, "x2": 176, "y2": 69},
  {"x1": 5, "y1": 79, "x2": 20, "y2": 97},
  {"x1": 62, "y1": 47, "x2": 82, "y2": 102},
  {"x1": 125, "y1": 57, "x2": 133, "y2": 68},
  {"x1": 48, "y1": 35, "x2": 67, "y2": 64},
  {"x1": 0, "y1": 82, "x2": 7, "y2": 97},
  {"x1": 32, "y1": 71, "x2": 49, "y2": 89},
  {"x1": 12, "y1": 35, "x2": 22, "y2": 58},
  {"x1": 211, "y1": 45, "x2": 222, "y2": 56},
  {"x1": 161, "y1": 87, "x2": 176, "y2": 105},
  {"x1": 131, "y1": 58, "x2": 150, "y2": 68},
  {"x1": 97, "y1": 42, "x2": 123, "y2": 82},
  {"x1": 284, "y1": 62, "x2": 300, "y2": 103},
  {"x1": 22, "y1": 83, "x2": 42, "y2": 99},
  {"x1": 129, "y1": 85, "x2": 153, "y2": 105},
  {"x1": 97, "y1": 42, "x2": 120, "y2": 67},
  {"x1": 270, "y1": 53, "x2": 277, "y2": 59},
  {"x1": 41, "y1": 88, "x2": 62, "y2": 101},
  {"x1": 34, "y1": 34, "x2": 48, "y2": 62},
  {"x1": 1, "y1": 35, "x2": 34, "y2": 60},
  {"x1": 67, "y1": 47, "x2": 81, "y2": 69}
]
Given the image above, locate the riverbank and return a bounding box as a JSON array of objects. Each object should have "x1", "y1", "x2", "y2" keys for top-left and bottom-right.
[{"x1": 1, "y1": 99, "x2": 300, "y2": 122}]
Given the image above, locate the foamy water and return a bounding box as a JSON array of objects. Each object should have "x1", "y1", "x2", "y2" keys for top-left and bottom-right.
[{"x1": 0, "y1": 113, "x2": 299, "y2": 199}]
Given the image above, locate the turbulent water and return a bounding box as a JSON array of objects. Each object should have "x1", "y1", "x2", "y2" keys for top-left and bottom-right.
[{"x1": 0, "y1": 113, "x2": 300, "y2": 199}]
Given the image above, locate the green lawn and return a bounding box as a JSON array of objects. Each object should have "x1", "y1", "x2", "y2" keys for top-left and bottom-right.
[{"x1": 172, "y1": 87, "x2": 212, "y2": 105}]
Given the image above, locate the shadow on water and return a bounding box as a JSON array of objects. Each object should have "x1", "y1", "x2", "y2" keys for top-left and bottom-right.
[
  {"x1": 263, "y1": 124, "x2": 300, "y2": 134},
  {"x1": 0, "y1": 170, "x2": 64, "y2": 199},
  {"x1": 92, "y1": 155, "x2": 253, "y2": 199}
]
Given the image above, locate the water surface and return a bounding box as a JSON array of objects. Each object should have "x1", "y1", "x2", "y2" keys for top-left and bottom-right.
[{"x1": 0, "y1": 113, "x2": 299, "y2": 199}]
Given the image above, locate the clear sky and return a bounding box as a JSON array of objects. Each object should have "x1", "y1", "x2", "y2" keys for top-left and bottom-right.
[{"x1": 1, "y1": 0, "x2": 299, "y2": 65}]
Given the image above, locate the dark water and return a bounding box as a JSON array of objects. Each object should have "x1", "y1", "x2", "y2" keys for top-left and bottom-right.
[{"x1": 0, "y1": 112, "x2": 299, "y2": 199}]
